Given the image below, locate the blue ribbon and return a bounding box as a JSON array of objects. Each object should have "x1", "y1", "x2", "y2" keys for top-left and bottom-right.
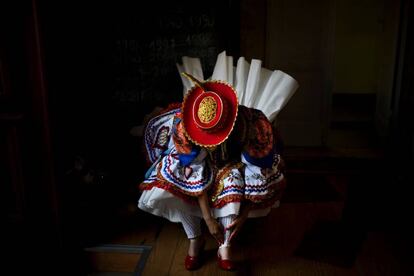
[
  {"x1": 242, "y1": 149, "x2": 274, "y2": 168},
  {"x1": 179, "y1": 147, "x2": 200, "y2": 166}
]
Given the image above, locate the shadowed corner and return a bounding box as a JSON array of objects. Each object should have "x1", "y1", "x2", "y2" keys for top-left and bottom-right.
[
  {"x1": 293, "y1": 172, "x2": 374, "y2": 268},
  {"x1": 294, "y1": 220, "x2": 366, "y2": 267}
]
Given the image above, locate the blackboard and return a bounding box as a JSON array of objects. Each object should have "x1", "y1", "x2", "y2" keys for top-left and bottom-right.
[{"x1": 110, "y1": 0, "x2": 239, "y2": 112}]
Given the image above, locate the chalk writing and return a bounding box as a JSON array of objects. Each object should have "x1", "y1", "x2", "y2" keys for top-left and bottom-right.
[{"x1": 110, "y1": 0, "x2": 234, "y2": 115}]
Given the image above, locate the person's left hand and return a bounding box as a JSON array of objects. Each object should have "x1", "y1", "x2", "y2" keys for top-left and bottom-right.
[{"x1": 226, "y1": 211, "x2": 249, "y2": 242}]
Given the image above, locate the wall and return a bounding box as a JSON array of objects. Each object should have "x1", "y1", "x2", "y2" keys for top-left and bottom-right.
[{"x1": 240, "y1": 0, "x2": 400, "y2": 147}]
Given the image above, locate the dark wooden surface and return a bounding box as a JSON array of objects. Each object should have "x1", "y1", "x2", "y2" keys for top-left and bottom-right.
[{"x1": 85, "y1": 173, "x2": 411, "y2": 275}]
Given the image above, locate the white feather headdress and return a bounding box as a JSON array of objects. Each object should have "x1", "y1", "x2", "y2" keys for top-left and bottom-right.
[{"x1": 177, "y1": 51, "x2": 299, "y2": 123}]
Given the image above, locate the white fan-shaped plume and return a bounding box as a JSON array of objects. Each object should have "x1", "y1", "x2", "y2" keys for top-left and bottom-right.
[
  {"x1": 256, "y1": 70, "x2": 298, "y2": 122},
  {"x1": 234, "y1": 57, "x2": 250, "y2": 105},
  {"x1": 177, "y1": 51, "x2": 299, "y2": 123},
  {"x1": 243, "y1": 59, "x2": 262, "y2": 107},
  {"x1": 211, "y1": 51, "x2": 229, "y2": 83}
]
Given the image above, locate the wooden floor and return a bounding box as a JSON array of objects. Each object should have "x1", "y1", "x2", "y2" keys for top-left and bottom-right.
[
  {"x1": 96, "y1": 174, "x2": 410, "y2": 275},
  {"x1": 138, "y1": 202, "x2": 347, "y2": 276}
]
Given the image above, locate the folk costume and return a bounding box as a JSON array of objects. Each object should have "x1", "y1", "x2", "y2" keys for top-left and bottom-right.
[{"x1": 138, "y1": 51, "x2": 298, "y2": 270}]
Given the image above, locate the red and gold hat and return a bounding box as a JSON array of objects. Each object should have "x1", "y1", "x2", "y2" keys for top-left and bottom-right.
[{"x1": 181, "y1": 73, "x2": 238, "y2": 148}]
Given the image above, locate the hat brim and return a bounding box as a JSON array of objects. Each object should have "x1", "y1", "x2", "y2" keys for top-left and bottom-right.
[{"x1": 182, "y1": 81, "x2": 238, "y2": 147}]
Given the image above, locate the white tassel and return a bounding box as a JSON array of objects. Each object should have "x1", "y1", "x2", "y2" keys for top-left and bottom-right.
[{"x1": 177, "y1": 56, "x2": 204, "y2": 96}]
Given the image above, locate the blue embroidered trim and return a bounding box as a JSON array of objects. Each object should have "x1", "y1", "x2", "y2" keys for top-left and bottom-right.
[
  {"x1": 245, "y1": 187, "x2": 272, "y2": 193},
  {"x1": 160, "y1": 154, "x2": 213, "y2": 191},
  {"x1": 218, "y1": 188, "x2": 244, "y2": 196},
  {"x1": 242, "y1": 150, "x2": 274, "y2": 168}
]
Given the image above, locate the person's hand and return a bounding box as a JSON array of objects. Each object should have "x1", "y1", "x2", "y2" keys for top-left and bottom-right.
[
  {"x1": 226, "y1": 211, "x2": 249, "y2": 242},
  {"x1": 205, "y1": 217, "x2": 224, "y2": 244}
]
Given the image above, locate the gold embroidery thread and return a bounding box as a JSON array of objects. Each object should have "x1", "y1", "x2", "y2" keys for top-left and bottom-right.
[{"x1": 197, "y1": 96, "x2": 217, "y2": 123}]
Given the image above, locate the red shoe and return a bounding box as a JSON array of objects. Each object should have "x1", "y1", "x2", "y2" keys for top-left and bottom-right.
[
  {"x1": 217, "y1": 248, "x2": 236, "y2": 271},
  {"x1": 184, "y1": 240, "x2": 205, "y2": 270},
  {"x1": 185, "y1": 255, "x2": 202, "y2": 271}
]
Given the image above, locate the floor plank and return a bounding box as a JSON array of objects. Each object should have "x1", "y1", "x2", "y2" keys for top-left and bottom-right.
[
  {"x1": 86, "y1": 251, "x2": 142, "y2": 273},
  {"x1": 356, "y1": 232, "x2": 411, "y2": 276},
  {"x1": 142, "y1": 222, "x2": 182, "y2": 276}
]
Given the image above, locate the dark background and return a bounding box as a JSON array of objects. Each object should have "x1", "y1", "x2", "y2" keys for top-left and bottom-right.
[
  {"x1": 39, "y1": 0, "x2": 239, "y2": 178},
  {"x1": 1, "y1": 0, "x2": 413, "y2": 274},
  {"x1": 1, "y1": 1, "x2": 240, "y2": 274}
]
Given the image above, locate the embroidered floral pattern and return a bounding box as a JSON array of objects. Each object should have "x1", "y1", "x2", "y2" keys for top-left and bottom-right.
[
  {"x1": 144, "y1": 108, "x2": 179, "y2": 163},
  {"x1": 209, "y1": 162, "x2": 244, "y2": 202},
  {"x1": 152, "y1": 126, "x2": 170, "y2": 150},
  {"x1": 236, "y1": 106, "x2": 273, "y2": 158},
  {"x1": 158, "y1": 150, "x2": 213, "y2": 195},
  {"x1": 173, "y1": 114, "x2": 193, "y2": 154}
]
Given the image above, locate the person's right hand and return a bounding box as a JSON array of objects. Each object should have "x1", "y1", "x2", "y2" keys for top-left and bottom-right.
[{"x1": 205, "y1": 217, "x2": 224, "y2": 244}]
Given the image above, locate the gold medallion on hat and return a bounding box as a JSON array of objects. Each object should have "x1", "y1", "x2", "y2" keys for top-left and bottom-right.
[{"x1": 197, "y1": 96, "x2": 217, "y2": 124}]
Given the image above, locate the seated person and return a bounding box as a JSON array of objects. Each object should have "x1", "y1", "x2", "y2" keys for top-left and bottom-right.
[{"x1": 138, "y1": 52, "x2": 298, "y2": 271}]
